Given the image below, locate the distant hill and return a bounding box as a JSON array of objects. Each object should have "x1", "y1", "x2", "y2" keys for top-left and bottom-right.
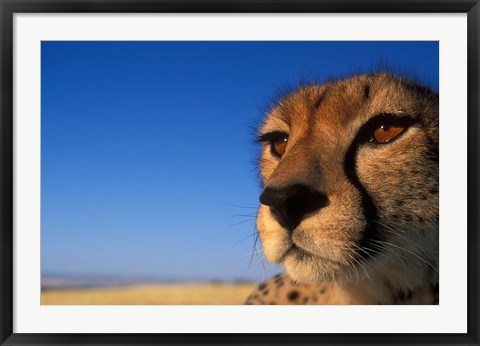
[{"x1": 41, "y1": 272, "x2": 255, "y2": 290}]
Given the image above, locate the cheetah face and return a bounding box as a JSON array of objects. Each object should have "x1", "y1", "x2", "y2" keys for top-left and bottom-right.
[{"x1": 256, "y1": 73, "x2": 439, "y2": 284}]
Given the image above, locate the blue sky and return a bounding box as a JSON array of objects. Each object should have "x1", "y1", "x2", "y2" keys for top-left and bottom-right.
[{"x1": 41, "y1": 41, "x2": 439, "y2": 282}]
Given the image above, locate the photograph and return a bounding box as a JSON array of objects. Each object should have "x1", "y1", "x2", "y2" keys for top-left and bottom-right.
[
  {"x1": 40, "y1": 40, "x2": 439, "y2": 305},
  {"x1": 2, "y1": 3, "x2": 478, "y2": 344}
]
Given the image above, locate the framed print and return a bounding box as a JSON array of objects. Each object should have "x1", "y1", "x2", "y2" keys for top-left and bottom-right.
[{"x1": 1, "y1": 1, "x2": 479, "y2": 345}]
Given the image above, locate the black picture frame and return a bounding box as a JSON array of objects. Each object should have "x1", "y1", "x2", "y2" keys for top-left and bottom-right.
[{"x1": 1, "y1": 1, "x2": 478, "y2": 345}]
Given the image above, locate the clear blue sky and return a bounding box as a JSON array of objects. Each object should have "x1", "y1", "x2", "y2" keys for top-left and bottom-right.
[{"x1": 41, "y1": 41, "x2": 439, "y2": 282}]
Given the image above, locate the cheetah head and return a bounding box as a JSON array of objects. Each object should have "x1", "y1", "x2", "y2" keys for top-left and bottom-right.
[{"x1": 256, "y1": 73, "x2": 439, "y2": 287}]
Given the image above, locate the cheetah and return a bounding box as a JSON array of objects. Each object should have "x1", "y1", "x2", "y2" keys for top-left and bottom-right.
[{"x1": 245, "y1": 73, "x2": 438, "y2": 305}]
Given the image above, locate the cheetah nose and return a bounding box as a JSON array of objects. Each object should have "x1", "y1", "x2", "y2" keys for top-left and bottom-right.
[{"x1": 260, "y1": 184, "x2": 329, "y2": 231}]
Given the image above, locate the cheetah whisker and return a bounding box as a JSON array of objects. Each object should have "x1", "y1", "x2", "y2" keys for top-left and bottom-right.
[{"x1": 371, "y1": 239, "x2": 438, "y2": 273}]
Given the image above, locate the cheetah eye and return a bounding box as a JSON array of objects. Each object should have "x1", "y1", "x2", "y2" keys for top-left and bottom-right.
[
  {"x1": 362, "y1": 114, "x2": 417, "y2": 145},
  {"x1": 257, "y1": 131, "x2": 289, "y2": 158},
  {"x1": 370, "y1": 125, "x2": 405, "y2": 144},
  {"x1": 271, "y1": 136, "x2": 288, "y2": 157}
]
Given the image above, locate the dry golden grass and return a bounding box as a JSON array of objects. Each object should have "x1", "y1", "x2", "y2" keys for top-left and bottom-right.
[{"x1": 41, "y1": 283, "x2": 256, "y2": 305}]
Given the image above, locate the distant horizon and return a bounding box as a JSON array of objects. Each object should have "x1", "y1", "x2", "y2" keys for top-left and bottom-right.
[
  {"x1": 42, "y1": 269, "x2": 258, "y2": 282},
  {"x1": 41, "y1": 41, "x2": 439, "y2": 283},
  {"x1": 42, "y1": 271, "x2": 257, "y2": 290}
]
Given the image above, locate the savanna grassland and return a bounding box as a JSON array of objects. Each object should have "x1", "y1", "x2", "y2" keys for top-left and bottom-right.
[{"x1": 41, "y1": 283, "x2": 256, "y2": 305}]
